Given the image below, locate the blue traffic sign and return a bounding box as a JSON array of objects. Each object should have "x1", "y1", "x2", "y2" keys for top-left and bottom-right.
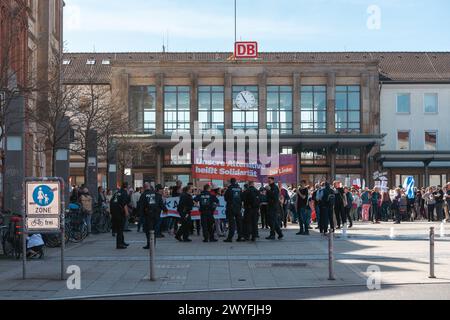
[{"x1": 32, "y1": 185, "x2": 54, "y2": 207}]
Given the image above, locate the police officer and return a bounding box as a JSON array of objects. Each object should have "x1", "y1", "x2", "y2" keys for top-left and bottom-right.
[
  {"x1": 110, "y1": 182, "x2": 131, "y2": 249},
  {"x1": 175, "y1": 185, "x2": 194, "y2": 242},
  {"x1": 140, "y1": 183, "x2": 168, "y2": 249},
  {"x1": 194, "y1": 184, "x2": 219, "y2": 243},
  {"x1": 243, "y1": 181, "x2": 260, "y2": 242},
  {"x1": 266, "y1": 177, "x2": 284, "y2": 240},
  {"x1": 224, "y1": 178, "x2": 244, "y2": 243}
]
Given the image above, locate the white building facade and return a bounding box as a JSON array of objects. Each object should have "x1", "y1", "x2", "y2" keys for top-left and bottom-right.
[{"x1": 379, "y1": 83, "x2": 450, "y2": 188}]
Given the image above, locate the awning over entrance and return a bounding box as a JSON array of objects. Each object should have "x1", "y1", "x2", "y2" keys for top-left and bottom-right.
[{"x1": 375, "y1": 151, "x2": 450, "y2": 164}]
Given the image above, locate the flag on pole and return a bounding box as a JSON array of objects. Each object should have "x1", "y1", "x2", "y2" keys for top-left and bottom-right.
[{"x1": 403, "y1": 176, "x2": 415, "y2": 199}]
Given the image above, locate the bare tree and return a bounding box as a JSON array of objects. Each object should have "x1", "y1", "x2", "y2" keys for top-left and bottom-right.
[
  {"x1": 26, "y1": 51, "x2": 78, "y2": 176},
  {"x1": 69, "y1": 66, "x2": 128, "y2": 183}
]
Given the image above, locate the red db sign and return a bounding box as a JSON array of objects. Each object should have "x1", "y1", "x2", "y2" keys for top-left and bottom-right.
[{"x1": 234, "y1": 42, "x2": 258, "y2": 59}]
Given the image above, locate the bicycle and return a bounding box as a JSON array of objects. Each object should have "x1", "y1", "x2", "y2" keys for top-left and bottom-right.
[
  {"x1": 1, "y1": 213, "x2": 23, "y2": 259},
  {"x1": 43, "y1": 232, "x2": 69, "y2": 248},
  {"x1": 92, "y1": 206, "x2": 112, "y2": 234},
  {"x1": 66, "y1": 204, "x2": 88, "y2": 243}
]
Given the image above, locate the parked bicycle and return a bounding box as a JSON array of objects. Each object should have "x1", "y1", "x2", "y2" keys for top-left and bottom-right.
[
  {"x1": 66, "y1": 203, "x2": 88, "y2": 243},
  {"x1": 91, "y1": 206, "x2": 112, "y2": 234},
  {"x1": 0, "y1": 212, "x2": 24, "y2": 259}
]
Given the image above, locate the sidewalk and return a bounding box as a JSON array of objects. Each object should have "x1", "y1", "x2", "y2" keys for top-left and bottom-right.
[{"x1": 0, "y1": 221, "x2": 449, "y2": 300}]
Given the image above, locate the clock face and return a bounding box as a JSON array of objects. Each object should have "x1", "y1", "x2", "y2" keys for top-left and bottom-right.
[{"x1": 235, "y1": 91, "x2": 257, "y2": 111}]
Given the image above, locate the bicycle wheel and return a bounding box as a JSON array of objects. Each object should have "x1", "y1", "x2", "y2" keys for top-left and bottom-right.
[{"x1": 69, "y1": 223, "x2": 88, "y2": 243}]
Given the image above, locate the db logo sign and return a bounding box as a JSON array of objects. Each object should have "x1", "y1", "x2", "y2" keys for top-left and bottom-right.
[{"x1": 234, "y1": 42, "x2": 258, "y2": 59}]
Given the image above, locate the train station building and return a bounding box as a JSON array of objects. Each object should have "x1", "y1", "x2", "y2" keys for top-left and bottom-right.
[{"x1": 62, "y1": 52, "x2": 450, "y2": 189}]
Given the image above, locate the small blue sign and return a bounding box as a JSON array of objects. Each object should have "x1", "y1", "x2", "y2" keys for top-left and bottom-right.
[{"x1": 32, "y1": 185, "x2": 54, "y2": 207}]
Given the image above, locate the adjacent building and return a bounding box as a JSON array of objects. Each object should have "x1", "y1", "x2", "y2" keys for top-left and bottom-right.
[
  {"x1": 378, "y1": 53, "x2": 450, "y2": 187},
  {"x1": 0, "y1": 0, "x2": 63, "y2": 210}
]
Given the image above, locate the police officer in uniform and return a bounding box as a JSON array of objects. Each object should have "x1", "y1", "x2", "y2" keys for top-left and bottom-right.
[
  {"x1": 266, "y1": 177, "x2": 284, "y2": 240},
  {"x1": 140, "y1": 183, "x2": 167, "y2": 249},
  {"x1": 110, "y1": 182, "x2": 131, "y2": 249},
  {"x1": 224, "y1": 178, "x2": 244, "y2": 243},
  {"x1": 175, "y1": 185, "x2": 194, "y2": 242},
  {"x1": 194, "y1": 184, "x2": 219, "y2": 243},
  {"x1": 243, "y1": 181, "x2": 260, "y2": 242}
]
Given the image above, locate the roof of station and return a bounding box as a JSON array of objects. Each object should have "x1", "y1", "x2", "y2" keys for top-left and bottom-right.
[{"x1": 62, "y1": 52, "x2": 450, "y2": 84}]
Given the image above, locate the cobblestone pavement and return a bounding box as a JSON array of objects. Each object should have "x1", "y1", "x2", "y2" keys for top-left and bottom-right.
[{"x1": 1, "y1": 221, "x2": 449, "y2": 300}]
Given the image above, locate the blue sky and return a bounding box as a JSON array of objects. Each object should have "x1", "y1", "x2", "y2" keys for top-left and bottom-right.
[{"x1": 63, "y1": 0, "x2": 450, "y2": 53}]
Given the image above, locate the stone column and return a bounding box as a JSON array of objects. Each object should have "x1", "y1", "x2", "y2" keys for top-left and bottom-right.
[
  {"x1": 3, "y1": 96, "x2": 25, "y2": 213},
  {"x1": 326, "y1": 72, "x2": 336, "y2": 134},
  {"x1": 107, "y1": 140, "x2": 118, "y2": 192},
  {"x1": 329, "y1": 145, "x2": 336, "y2": 182},
  {"x1": 293, "y1": 73, "x2": 301, "y2": 135},
  {"x1": 258, "y1": 73, "x2": 267, "y2": 130},
  {"x1": 224, "y1": 73, "x2": 233, "y2": 130},
  {"x1": 190, "y1": 73, "x2": 199, "y2": 134},
  {"x1": 424, "y1": 161, "x2": 431, "y2": 188},
  {"x1": 54, "y1": 117, "x2": 71, "y2": 207},
  {"x1": 296, "y1": 149, "x2": 302, "y2": 186},
  {"x1": 86, "y1": 129, "x2": 98, "y2": 202},
  {"x1": 156, "y1": 73, "x2": 165, "y2": 135},
  {"x1": 156, "y1": 147, "x2": 163, "y2": 184},
  {"x1": 361, "y1": 73, "x2": 371, "y2": 134},
  {"x1": 369, "y1": 72, "x2": 380, "y2": 135}
]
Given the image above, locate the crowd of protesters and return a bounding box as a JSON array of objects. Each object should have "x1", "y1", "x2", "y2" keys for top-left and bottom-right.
[{"x1": 69, "y1": 180, "x2": 450, "y2": 249}]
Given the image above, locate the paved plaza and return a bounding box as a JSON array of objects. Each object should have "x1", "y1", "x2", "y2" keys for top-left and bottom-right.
[{"x1": 1, "y1": 221, "x2": 450, "y2": 300}]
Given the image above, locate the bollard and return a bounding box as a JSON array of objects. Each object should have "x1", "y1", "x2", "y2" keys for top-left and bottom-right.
[
  {"x1": 389, "y1": 227, "x2": 395, "y2": 240},
  {"x1": 149, "y1": 230, "x2": 156, "y2": 281},
  {"x1": 429, "y1": 227, "x2": 436, "y2": 279},
  {"x1": 342, "y1": 224, "x2": 348, "y2": 239},
  {"x1": 328, "y1": 229, "x2": 335, "y2": 281}
]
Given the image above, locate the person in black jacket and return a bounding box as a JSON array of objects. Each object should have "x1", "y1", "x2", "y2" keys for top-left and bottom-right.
[
  {"x1": 243, "y1": 181, "x2": 260, "y2": 242},
  {"x1": 140, "y1": 183, "x2": 167, "y2": 249},
  {"x1": 175, "y1": 186, "x2": 194, "y2": 242},
  {"x1": 317, "y1": 182, "x2": 334, "y2": 235},
  {"x1": 224, "y1": 178, "x2": 244, "y2": 243},
  {"x1": 194, "y1": 184, "x2": 219, "y2": 243},
  {"x1": 266, "y1": 177, "x2": 284, "y2": 240},
  {"x1": 110, "y1": 182, "x2": 131, "y2": 249},
  {"x1": 259, "y1": 187, "x2": 269, "y2": 229}
]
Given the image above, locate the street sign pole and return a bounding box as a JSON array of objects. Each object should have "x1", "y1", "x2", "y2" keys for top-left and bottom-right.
[{"x1": 23, "y1": 177, "x2": 65, "y2": 281}]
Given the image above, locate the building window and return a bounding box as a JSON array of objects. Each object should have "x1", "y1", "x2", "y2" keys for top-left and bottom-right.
[
  {"x1": 424, "y1": 93, "x2": 438, "y2": 113},
  {"x1": 336, "y1": 148, "x2": 361, "y2": 166},
  {"x1": 164, "y1": 149, "x2": 191, "y2": 166},
  {"x1": 102, "y1": 59, "x2": 111, "y2": 65},
  {"x1": 164, "y1": 86, "x2": 190, "y2": 134},
  {"x1": 301, "y1": 148, "x2": 327, "y2": 166},
  {"x1": 233, "y1": 86, "x2": 259, "y2": 130},
  {"x1": 336, "y1": 86, "x2": 360, "y2": 133},
  {"x1": 397, "y1": 131, "x2": 410, "y2": 150},
  {"x1": 129, "y1": 86, "x2": 156, "y2": 134},
  {"x1": 396, "y1": 93, "x2": 411, "y2": 113},
  {"x1": 198, "y1": 86, "x2": 224, "y2": 132},
  {"x1": 267, "y1": 86, "x2": 293, "y2": 134},
  {"x1": 425, "y1": 131, "x2": 437, "y2": 151},
  {"x1": 63, "y1": 59, "x2": 71, "y2": 65},
  {"x1": 86, "y1": 59, "x2": 96, "y2": 65},
  {"x1": 281, "y1": 147, "x2": 293, "y2": 155},
  {"x1": 300, "y1": 86, "x2": 327, "y2": 133},
  {"x1": 164, "y1": 175, "x2": 191, "y2": 187}
]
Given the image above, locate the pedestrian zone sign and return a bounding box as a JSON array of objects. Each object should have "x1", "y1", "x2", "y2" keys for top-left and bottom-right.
[{"x1": 25, "y1": 180, "x2": 61, "y2": 231}]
